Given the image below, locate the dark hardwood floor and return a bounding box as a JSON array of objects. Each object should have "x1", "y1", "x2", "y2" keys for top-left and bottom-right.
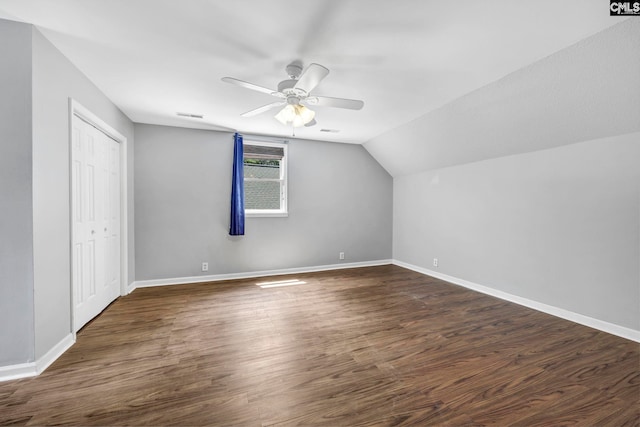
[{"x1": 1, "y1": 265, "x2": 638, "y2": 426}]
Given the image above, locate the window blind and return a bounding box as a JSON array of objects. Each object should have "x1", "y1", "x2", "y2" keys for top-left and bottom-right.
[{"x1": 244, "y1": 144, "x2": 285, "y2": 160}]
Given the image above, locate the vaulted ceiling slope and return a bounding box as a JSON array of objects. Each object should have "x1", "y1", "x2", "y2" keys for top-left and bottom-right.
[
  {"x1": 0, "y1": 0, "x2": 628, "y2": 144},
  {"x1": 365, "y1": 19, "x2": 640, "y2": 177}
]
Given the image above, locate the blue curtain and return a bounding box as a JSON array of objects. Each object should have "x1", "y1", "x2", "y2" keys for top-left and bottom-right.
[{"x1": 229, "y1": 133, "x2": 245, "y2": 235}]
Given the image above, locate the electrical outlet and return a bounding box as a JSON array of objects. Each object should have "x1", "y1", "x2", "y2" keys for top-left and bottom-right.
[
  {"x1": 433, "y1": 258, "x2": 438, "y2": 267},
  {"x1": 202, "y1": 262, "x2": 209, "y2": 272},
  {"x1": 339, "y1": 252, "x2": 345, "y2": 260}
]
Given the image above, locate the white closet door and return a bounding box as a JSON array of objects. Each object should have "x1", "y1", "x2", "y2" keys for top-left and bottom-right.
[{"x1": 72, "y1": 117, "x2": 121, "y2": 332}]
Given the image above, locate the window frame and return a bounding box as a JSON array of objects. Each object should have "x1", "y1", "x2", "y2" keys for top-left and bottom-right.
[{"x1": 243, "y1": 140, "x2": 288, "y2": 218}]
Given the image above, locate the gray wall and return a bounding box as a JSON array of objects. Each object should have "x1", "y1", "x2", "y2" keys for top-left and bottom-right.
[
  {"x1": 31, "y1": 28, "x2": 135, "y2": 359},
  {"x1": 135, "y1": 124, "x2": 392, "y2": 280},
  {"x1": 393, "y1": 134, "x2": 639, "y2": 330},
  {"x1": 0, "y1": 20, "x2": 35, "y2": 365},
  {"x1": 365, "y1": 19, "x2": 640, "y2": 333},
  {"x1": 0, "y1": 17, "x2": 136, "y2": 369}
]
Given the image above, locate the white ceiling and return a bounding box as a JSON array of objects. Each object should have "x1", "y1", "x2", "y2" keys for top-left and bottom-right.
[
  {"x1": 366, "y1": 18, "x2": 640, "y2": 176},
  {"x1": 0, "y1": 0, "x2": 625, "y2": 144}
]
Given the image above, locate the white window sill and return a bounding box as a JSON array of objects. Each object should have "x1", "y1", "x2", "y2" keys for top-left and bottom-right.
[{"x1": 245, "y1": 210, "x2": 288, "y2": 218}]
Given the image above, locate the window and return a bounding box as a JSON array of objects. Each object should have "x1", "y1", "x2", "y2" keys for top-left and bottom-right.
[{"x1": 244, "y1": 141, "x2": 288, "y2": 217}]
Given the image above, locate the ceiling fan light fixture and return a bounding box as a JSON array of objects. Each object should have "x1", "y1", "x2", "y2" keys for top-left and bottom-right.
[
  {"x1": 297, "y1": 105, "x2": 315, "y2": 123},
  {"x1": 275, "y1": 104, "x2": 295, "y2": 124},
  {"x1": 274, "y1": 104, "x2": 315, "y2": 127},
  {"x1": 292, "y1": 114, "x2": 304, "y2": 128}
]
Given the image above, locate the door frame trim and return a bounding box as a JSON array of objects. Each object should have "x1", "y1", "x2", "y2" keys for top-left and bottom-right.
[{"x1": 68, "y1": 99, "x2": 129, "y2": 335}]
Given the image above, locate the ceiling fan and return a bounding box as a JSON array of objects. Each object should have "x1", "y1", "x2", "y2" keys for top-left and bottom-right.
[{"x1": 222, "y1": 61, "x2": 364, "y2": 128}]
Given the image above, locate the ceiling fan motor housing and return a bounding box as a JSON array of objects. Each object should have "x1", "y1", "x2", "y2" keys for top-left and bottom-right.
[
  {"x1": 277, "y1": 79, "x2": 296, "y2": 93},
  {"x1": 285, "y1": 62, "x2": 303, "y2": 79},
  {"x1": 278, "y1": 79, "x2": 306, "y2": 98}
]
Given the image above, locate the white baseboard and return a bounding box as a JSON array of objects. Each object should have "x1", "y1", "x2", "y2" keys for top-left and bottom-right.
[
  {"x1": 130, "y1": 259, "x2": 393, "y2": 292},
  {"x1": 0, "y1": 333, "x2": 75, "y2": 382},
  {"x1": 126, "y1": 280, "x2": 137, "y2": 295},
  {"x1": 0, "y1": 362, "x2": 35, "y2": 382},
  {"x1": 35, "y1": 333, "x2": 75, "y2": 374},
  {"x1": 393, "y1": 260, "x2": 640, "y2": 343}
]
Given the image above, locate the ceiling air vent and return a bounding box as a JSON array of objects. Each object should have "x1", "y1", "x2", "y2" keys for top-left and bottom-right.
[
  {"x1": 177, "y1": 112, "x2": 204, "y2": 119},
  {"x1": 320, "y1": 129, "x2": 340, "y2": 133}
]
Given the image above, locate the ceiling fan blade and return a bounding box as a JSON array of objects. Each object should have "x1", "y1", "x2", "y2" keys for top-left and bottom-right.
[
  {"x1": 305, "y1": 95, "x2": 364, "y2": 110},
  {"x1": 241, "y1": 101, "x2": 286, "y2": 117},
  {"x1": 304, "y1": 119, "x2": 317, "y2": 127},
  {"x1": 294, "y1": 63, "x2": 329, "y2": 94},
  {"x1": 222, "y1": 77, "x2": 282, "y2": 97}
]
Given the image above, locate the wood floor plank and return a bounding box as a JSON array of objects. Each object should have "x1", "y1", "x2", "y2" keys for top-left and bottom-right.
[{"x1": 0, "y1": 265, "x2": 637, "y2": 426}]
